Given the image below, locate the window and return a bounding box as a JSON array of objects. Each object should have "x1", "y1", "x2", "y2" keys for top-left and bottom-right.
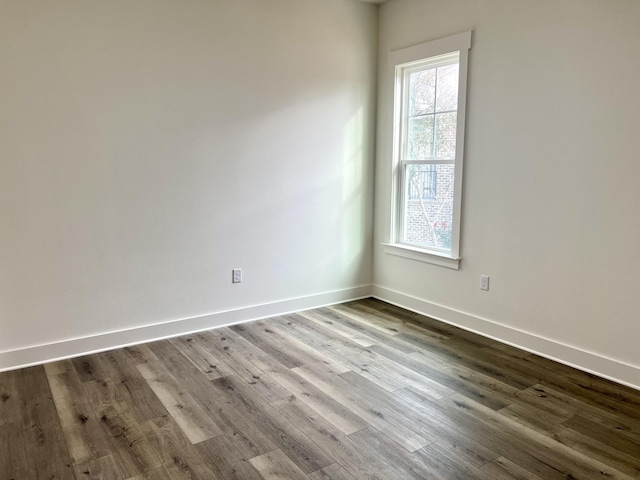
[{"x1": 385, "y1": 32, "x2": 471, "y2": 269}]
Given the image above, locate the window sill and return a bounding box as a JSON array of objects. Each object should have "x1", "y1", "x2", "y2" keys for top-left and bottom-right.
[{"x1": 382, "y1": 243, "x2": 460, "y2": 270}]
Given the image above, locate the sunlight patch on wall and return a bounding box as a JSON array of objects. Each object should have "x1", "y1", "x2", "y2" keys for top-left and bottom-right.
[{"x1": 342, "y1": 107, "x2": 365, "y2": 271}]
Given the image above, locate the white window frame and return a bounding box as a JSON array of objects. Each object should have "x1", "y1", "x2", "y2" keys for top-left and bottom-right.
[{"x1": 383, "y1": 31, "x2": 471, "y2": 270}]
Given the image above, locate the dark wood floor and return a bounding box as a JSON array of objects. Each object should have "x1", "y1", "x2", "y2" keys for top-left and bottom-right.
[{"x1": 1, "y1": 299, "x2": 639, "y2": 479}]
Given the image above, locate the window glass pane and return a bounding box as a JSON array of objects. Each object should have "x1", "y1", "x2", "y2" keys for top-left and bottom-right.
[
  {"x1": 406, "y1": 164, "x2": 437, "y2": 200},
  {"x1": 435, "y1": 63, "x2": 459, "y2": 112},
  {"x1": 435, "y1": 112, "x2": 457, "y2": 159},
  {"x1": 407, "y1": 116, "x2": 434, "y2": 159},
  {"x1": 409, "y1": 68, "x2": 435, "y2": 115},
  {"x1": 402, "y1": 163, "x2": 455, "y2": 251}
]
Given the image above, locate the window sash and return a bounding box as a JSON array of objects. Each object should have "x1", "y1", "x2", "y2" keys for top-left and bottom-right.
[
  {"x1": 399, "y1": 55, "x2": 460, "y2": 162},
  {"x1": 398, "y1": 160, "x2": 453, "y2": 253},
  {"x1": 397, "y1": 57, "x2": 460, "y2": 252}
]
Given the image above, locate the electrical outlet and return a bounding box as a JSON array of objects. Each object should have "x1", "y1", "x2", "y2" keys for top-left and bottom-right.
[
  {"x1": 232, "y1": 268, "x2": 242, "y2": 284},
  {"x1": 480, "y1": 274, "x2": 490, "y2": 291}
]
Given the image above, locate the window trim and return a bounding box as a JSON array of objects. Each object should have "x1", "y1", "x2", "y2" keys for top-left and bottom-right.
[{"x1": 386, "y1": 31, "x2": 471, "y2": 269}]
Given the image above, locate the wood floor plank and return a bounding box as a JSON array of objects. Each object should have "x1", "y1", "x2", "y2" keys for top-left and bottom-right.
[
  {"x1": 414, "y1": 440, "x2": 491, "y2": 480},
  {"x1": 45, "y1": 358, "x2": 76, "y2": 375},
  {"x1": 0, "y1": 369, "x2": 21, "y2": 426},
  {"x1": 0, "y1": 421, "x2": 34, "y2": 479},
  {"x1": 298, "y1": 308, "x2": 421, "y2": 355},
  {"x1": 19, "y1": 366, "x2": 76, "y2": 479},
  {"x1": 123, "y1": 344, "x2": 159, "y2": 365},
  {"x1": 297, "y1": 309, "x2": 379, "y2": 347},
  {"x1": 273, "y1": 313, "x2": 372, "y2": 360},
  {"x1": 137, "y1": 361, "x2": 224, "y2": 444},
  {"x1": 273, "y1": 312, "x2": 357, "y2": 372},
  {"x1": 504, "y1": 383, "x2": 577, "y2": 419},
  {"x1": 148, "y1": 415, "x2": 259, "y2": 480},
  {"x1": 362, "y1": 298, "x2": 488, "y2": 338},
  {"x1": 308, "y1": 463, "x2": 359, "y2": 480},
  {"x1": 127, "y1": 467, "x2": 174, "y2": 480},
  {"x1": 214, "y1": 458, "x2": 264, "y2": 480},
  {"x1": 548, "y1": 424, "x2": 640, "y2": 478},
  {"x1": 194, "y1": 435, "x2": 265, "y2": 480},
  {"x1": 270, "y1": 396, "x2": 404, "y2": 480},
  {"x1": 441, "y1": 393, "x2": 637, "y2": 480},
  {"x1": 169, "y1": 336, "x2": 229, "y2": 381},
  {"x1": 97, "y1": 407, "x2": 163, "y2": 476},
  {"x1": 398, "y1": 383, "x2": 634, "y2": 480},
  {"x1": 480, "y1": 456, "x2": 544, "y2": 480},
  {"x1": 202, "y1": 331, "x2": 294, "y2": 407},
  {"x1": 398, "y1": 331, "x2": 540, "y2": 390},
  {"x1": 230, "y1": 321, "x2": 310, "y2": 369},
  {"x1": 78, "y1": 379, "x2": 163, "y2": 478},
  {"x1": 142, "y1": 415, "x2": 221, "y2": 480},
  {"x1": 199, "y1": 404, "x2": 278, "y2": 461},
  {"x1": 146, "y1": 339, "x2": 238, "y2": 410},
  {"x1": 392, "y1": 386, "x2": 500, "y2": 465},
  {"x1": 432, "y1": 436, "x2": 498, "y2": 469},
  {"x1": 74, "y1": 454, "x2": 125, "y2": 479},
  {"x1": 352, "y1": 342, "x2": 457, "y2": 400},
  {"x1": 72, "y1": 354, "x2": 108, "y2": 384},
  {"x1": 330, "y1": 302, "x2": 419, "y2": 337},
  {"x1": 287, "y1": 313, "x2": 447, "y2": 395},
  {"x1": 254, "y1": 317, "x2": 353, "y2": 374},
  {"x1": 405, "y1": 347, "x2": 521, "y2": 409},
  {"x1": 45, "y1": 364, "x2": 111, "y2": 465},
  {"x1": 248, "y1": 353, "x2": 369, "y2": 435},
  {"x1": 249, "y1": 448, "x2": 311, "y2": 479},
  {"x1": 498, "y1": 401, "x2": 569, "y2": 434},
  {"x1": 510, "y1": 383, "x2": 640, "y2": 440},
  {"x1": 562, "y1": 414, "x2": 640, "y2": 459},
  {"x1": 170, "y1": 330, "x2": 292, "y2": 407},
  {"x1": 293, "y1": 364, "x2": 434, "y2": 451},
  {"x1": 93, "y1": 349, "x2": 168, "y2": 422},
  {"x1": 348, "y1": 426, "x2": 448, "y2": 480},
  {"x1": 209, "y1": 375, "x2": 335, "y2": 474},
  {"x1": 193, "y1": 434, "x2": 261, "y2": 480},
  {"x1": 1, "y1": 298, "x2": 638, "y2": 479},
  {"x1": 149, "y1": 346, "x2": 280, "y2": 460},
  {"x1": 514, "y1": 359, "x2": 640, "y2": 422}
]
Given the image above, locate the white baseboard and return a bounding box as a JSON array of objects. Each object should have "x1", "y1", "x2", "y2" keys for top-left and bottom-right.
[
  {"x1": 5, "y1": 283, "x2": 638, "y2": 392},
  {"x1": 372, "y1": 285, "x2": 640, "y2": 392},
  {"x1": 0, "y1": 285, "x2": 373, "y2": 373}
]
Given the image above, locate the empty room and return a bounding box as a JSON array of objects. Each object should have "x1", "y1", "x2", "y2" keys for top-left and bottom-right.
[{"x1": 1, "y1": 0, "x2": 639, "y2": 478}]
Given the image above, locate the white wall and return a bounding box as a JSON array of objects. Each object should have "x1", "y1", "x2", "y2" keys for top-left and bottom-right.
[
  {"x1": 374, "y1": 0, "x2": 640, "y2": 386},
  {"x1": 0, "y1": 0, "x2": 376, "y2": 359},
  {"x1": 4, "y1": 0, "x2": 638, "y2": 388}
]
